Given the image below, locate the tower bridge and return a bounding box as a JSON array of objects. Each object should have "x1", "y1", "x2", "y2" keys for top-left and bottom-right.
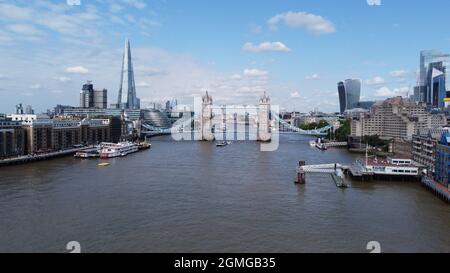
[{"x1": 141, "y1": 91, "x2": 333, "y2": 139}]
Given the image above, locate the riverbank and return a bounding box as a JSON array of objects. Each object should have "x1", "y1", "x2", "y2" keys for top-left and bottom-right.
[
  {"x1": 0, "y1": 147, "x2": 82, "y2": 167},
  {"x1": 421, "y1": 176, "x2": 450, "y2": 204}
]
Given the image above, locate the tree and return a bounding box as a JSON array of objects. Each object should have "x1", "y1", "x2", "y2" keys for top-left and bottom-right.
[
  {"x1": 299, "y1": 119, "x2": 329, "y2": 130},
  {"x1": 334, "y1": 119, "x2": 350, "y2": 142}
]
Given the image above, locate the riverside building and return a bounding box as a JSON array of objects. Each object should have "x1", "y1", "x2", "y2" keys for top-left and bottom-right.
[
  {"x1": 0, "y1": 117, "x2": 25, "y2": 158},
  {"x1": 8, "y1": 114, "x2": 111, "y2": 155},
  {"x1": 350, "y1": 97, "x2": 447, "y2": 140},
  {"x1": 435, "y1": 131, "x2": 450, "y2": 189},
  {"x1": 412, "y1": 128, "x2": 450, "y2": 173}
]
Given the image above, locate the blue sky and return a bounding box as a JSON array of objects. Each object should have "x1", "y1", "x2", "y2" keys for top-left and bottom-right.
[{"x1": 0, "y1": 0, "x2": 449, "y2": 113}]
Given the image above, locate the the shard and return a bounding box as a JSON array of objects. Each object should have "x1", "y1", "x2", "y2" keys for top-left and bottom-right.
[{"x1": 116, "y1": 38, "x2": 140, "y2": 109}]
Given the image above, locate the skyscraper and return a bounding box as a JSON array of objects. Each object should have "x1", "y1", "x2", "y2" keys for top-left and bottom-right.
[
  {"x1": 80, "y1": 81, "x2": 94, "y2": 108},
  {"x1": 80, "y1": 81, "x2": 108, "y2": 109},
  {"x1": 337, "y1": 79, "x2": 361, "y2": 114},
  {"x1": 416, "y1": 50, "x2": 450, "y2": 108},
  {"x1": 116, "y1": 38, "x2": 140, "y2": 110}
]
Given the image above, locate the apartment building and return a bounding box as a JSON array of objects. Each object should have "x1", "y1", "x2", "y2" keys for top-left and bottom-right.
[{"x1": 350, "y1": 97, "x2": 447, "y2": 140}]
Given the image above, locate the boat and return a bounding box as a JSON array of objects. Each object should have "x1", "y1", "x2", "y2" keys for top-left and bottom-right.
[
  {"x1": 74, "y1": 147, "x2": 100, "y2": 158},
  {"x1": 216, "y1": 141, "x2": 228, "y2": 147},
  {"x1": 309, "y1": 140, "x2": 316, "y2": 147},
  {"x1": 356, "y1": 157, "x2": 419, "y2": 177},
  {"x1": 99, "y1": 142, "x2": 139, "y2": 158},
  {"x1": 316, "y1": 143, "x2": 328, "y2": 151},
  {"x1": 97, "y1": 162, "x2": 110, "y2": 167},
  {"x1": 138, "y1": 142, "x2": 151, "y2": 150}
]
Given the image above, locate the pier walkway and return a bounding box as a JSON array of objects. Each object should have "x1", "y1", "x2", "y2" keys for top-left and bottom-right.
[{"x1": 322, "y1": 142, "x2": 348, "y2": 148}]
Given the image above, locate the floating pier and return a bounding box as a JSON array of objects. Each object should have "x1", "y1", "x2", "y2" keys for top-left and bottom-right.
[{"x1": 295, "y1": 161, "x2": 349, "y2": 188}]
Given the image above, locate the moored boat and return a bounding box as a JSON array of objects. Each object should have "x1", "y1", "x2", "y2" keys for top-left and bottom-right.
[
  {"x1": 138, "y1": 142, "x2": 151, "y2": 150},
  {"x1": 74, "y1": 147, "x2": 100, "y2": 158},
  {"x1": 99, "y1": 142, "x2": 139, "y2": 158},
  {"x1": 216, "y1": 141, "x2": 228, "y2": 147}
]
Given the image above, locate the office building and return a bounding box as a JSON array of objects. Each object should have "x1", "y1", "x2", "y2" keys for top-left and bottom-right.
[
  {"x1": 80, "y1": 81, "x2": 94, "y2": 108},
  {"x1": 350, "y1": 97, "x2": 447, "y2": 140},
  {"x1": 80, "y1": 81, "x2": 108, "y2": 109},
  {"x1": 414, "y1": 50, "x2": 450, "y2": 108},
  {"x1": 435, "y1": 131, "x2": 450, "y2": 188},
  {"x1": 115, "y1": 39, "x2": 140, "y2": 110},
  {"x1": 94, "y1": 88, "x2": 107, "y2": 109},
  {"x1": 338, "y1": 79, "x2": 361, "y2": 114},
  {"x1": 15, "y1": 103, "x2": 24, "y2": 114}
]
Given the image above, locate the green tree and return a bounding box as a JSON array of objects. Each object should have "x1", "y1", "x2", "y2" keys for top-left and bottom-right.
[{"x1": 334, "y1": 119, "x2": 350, "y2": 142}]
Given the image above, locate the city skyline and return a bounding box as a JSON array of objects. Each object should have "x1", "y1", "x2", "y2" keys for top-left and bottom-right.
[{"x1": 1, "y1": 0, "x2": 450, "y2": 113}]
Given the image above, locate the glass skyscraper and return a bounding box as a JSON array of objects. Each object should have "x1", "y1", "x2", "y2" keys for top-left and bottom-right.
[
  {"x1": 116, "y1": 38, "x2": 140, "y2": 110},
  {"x1": 337, "y1": 79, "x2": 361, "y2": 114},
  {"x1": 418, "y1": 50, "x2": 450, "y2": 108}
]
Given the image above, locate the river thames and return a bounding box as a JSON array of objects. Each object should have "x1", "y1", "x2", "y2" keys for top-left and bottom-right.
[{"x1": 0, "y1": 134, "x2": 449, "y2": 252}]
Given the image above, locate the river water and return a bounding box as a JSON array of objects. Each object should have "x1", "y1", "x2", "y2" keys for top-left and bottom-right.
[{"x1": 0, "y1": 134, "x2": 448, "y2": 253}]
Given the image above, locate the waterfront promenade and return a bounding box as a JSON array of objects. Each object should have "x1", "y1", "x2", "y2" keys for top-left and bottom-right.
[{"x1": 0, "y1": 147, "x2": 83, "y2": 167}]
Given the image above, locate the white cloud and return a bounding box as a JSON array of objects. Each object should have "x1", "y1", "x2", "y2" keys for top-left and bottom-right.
[
  {"x1": 53, "y1": 76, "x2": 71, "y2": 82},
  {"x1": 242, "y1": 42, "x2": 291, "y2": 53},
  {"x1": 366, "y1": 76, "x2": 385, "y2": 86},
  {"x1": 0, "y1": 3, "x2": 33, "y2": 21},
  {"x1": 305, "y1": 73, "x2": 320, "y2": 80},
  {"x1": 136, "y1": 81, "x2": 150, "y2": 88},
  {"x1": 367, "y1": 0, "x2": 382, "y2": 6},
  {"x1": 243, "y1": 69, "x2": 268, "y2": 77},
  {"x1": 290, "y1": 91, "x2": 301, "y2": 98},
  {"x1": 230, "y1": 74, "x2": 242, "y2": 80},
  {"x1": 65, "y1": 66, "x2": 89, "y2": 74},
  {"x1": 29, "y1": 84, "x2": 42, "y2": 89},
  {"x1": 109, "y1": 4, "x2": 124, "y2": 13},
  {"x1": 123, "y1": 0, "x2": 146, "y2": 10},
  {"x1": 268, "y1": 11, "x2": 336, "y2": 34},
  {"x1": 5, "y1": 24, "x2": 45, "y2": 36},
  {"x1": 375, "y1": 86, "x2": 409, "y2": 97},
  {"x1": 390, "y1": 70, "x2": 409, "y2": 78}
]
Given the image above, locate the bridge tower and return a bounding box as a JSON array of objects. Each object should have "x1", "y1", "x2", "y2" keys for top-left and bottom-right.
[
  {"x1": 258, "y1": 92, "x2": 272, "y2": 142},
  {"x1": 201, "y1": 91, "x2": 215, "y2": 141}
]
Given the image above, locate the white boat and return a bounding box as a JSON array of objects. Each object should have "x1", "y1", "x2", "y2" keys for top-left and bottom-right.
[
  {"x1": 99, "y1": 142, "x2": 139, "y2": 158},
  {"x1": 309, "y1": 140, "x2": 316, "y2": 147},
  {"x1": 74, "y1": 146, "x2": 100, "y2": 158},
  {"x1": 216, "y1": 141, "x2": 228, "y2": 147},
  {"x1": 361, "y1": 157, "x2": 419, "y2": 176}
]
